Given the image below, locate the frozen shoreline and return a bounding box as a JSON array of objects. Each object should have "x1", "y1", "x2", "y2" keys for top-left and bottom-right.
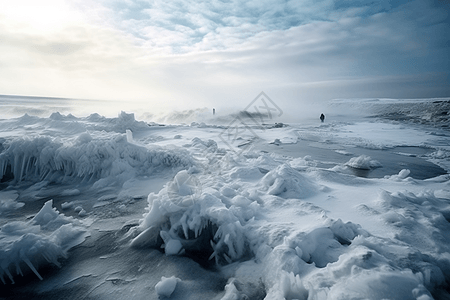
[{"x1": 1, "y1": 98, "x2": 450, "y2": 299}]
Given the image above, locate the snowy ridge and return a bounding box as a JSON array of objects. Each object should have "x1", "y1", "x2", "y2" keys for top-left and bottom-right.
[{"x1": 0, "y1": 133, "x2": 193, "y2": 187}]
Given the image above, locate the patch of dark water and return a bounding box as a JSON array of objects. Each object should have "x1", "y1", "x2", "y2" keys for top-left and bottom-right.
[{"x1": 257, "y1": 141, "x2": 447, "y2": 179}]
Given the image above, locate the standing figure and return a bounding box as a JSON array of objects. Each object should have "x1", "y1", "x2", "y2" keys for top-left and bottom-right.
[
  {"x1": 213, "y1": 108, "x2": 215, "y2": 115},
  {"x1": 320, "y1": 113, "x2": 325, "y2": 122}
]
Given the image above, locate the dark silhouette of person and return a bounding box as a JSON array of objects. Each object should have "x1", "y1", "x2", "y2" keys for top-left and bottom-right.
[
  {"x1": 320, "y1": 113, "x2": 325, "y2": 122},
  {"x1": 213, "y1": 108, "x2": 215, "y2": 115}
]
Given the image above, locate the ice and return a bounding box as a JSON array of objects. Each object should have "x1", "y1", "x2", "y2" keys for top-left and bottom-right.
[
  {"x1": 260, "y1": 164, "x2": 320, "y2": 198},
  {"x1": 384, "y1": 168, "x2": 411, "y2": 181},
  {"x1": 0, "y1": 200, "x2": 88, "y2": 284},
  {"x1": 345, "y1": 155, "x2": 382, "y2": 170},
  {"x1": 0, "y1": 191, "x2": 24, "y2": 214},
  {"x1": 0, "y1": 131, "x2": 193, "y2": 187},
  {"x1": 220, "y1": 280, "x2": 241, "y2": 300},
  {"x1": 132, "y1": 171, "x2": 251, "y2": 265},
  {"x1": 1, "y1": 98, "x2": 450, "y2": 299},
  {"x1": 155, "y1": 276, "x2": 180, "y2": 297}
]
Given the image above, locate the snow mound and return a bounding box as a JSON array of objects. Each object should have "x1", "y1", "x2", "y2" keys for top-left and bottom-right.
[
  {"x1": 260, "y1": 164, "x2": 320, "y2": 198},
  {"x1": 0, "y1": 133, "x2": 193, "y2": 186},
  {"x1": 0, "y1": 200, "x2": 88, "y2": 284},
  {"x1": 345, "y1": 155, "x2": 382, "y2": 170}
]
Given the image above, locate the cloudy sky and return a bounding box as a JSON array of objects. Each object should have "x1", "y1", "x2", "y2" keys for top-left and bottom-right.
[{"x1": 0, "y1": 0, "x2": 449, "y2": 112}]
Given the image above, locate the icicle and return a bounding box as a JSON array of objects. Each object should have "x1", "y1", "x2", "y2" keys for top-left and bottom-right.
[
  {"x1": 208, "y1": 240, "x2": 217, "y2": 261},
  {"x1": 223, "y1": 253, "x2": 232, "y2": 264},
  {"x1": 208, "y1": 251, "x2": 216, "y2": 261},
  {"x1": 13, "y1": 155, "x2": 21, "y2": 182},
  {"x1": 33, "y1": 156, "x2": 39, "y2": 178},
  {"x1": 21, "y1": 255, "x2": 43, "y2": 281},
  {"x1": 3, "y1": 265, "x2": 15, "y2": 284},
  {"x1": 194, "y1": 226, "x2": 200, "y2": 239},
  {"x1": 15, "y1": 262, "x2": 23, "y2": 277},
  {"x1": 41, "y1": 250, "x2": 61, "y2": 268},
  {"x1": 0, "y1": 159, "x2": 5, "y2": 178},
  {"x1": 24, "y1": 156, "x2": 31, "y2": 178},
  {"x1": 40, "y1": 169, "x2": 49, "y2": 181},
  {"x1": 180, "y1": 215, "x2": 189, "y2": 239},
  {"x1": 20, "y1": 155, "x2": 27, "y2": 181}
]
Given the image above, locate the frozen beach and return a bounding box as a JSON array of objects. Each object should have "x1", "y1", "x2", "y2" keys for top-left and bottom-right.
[{"x1": 1, "y1": 96, "x2": 450, "y2": 300}]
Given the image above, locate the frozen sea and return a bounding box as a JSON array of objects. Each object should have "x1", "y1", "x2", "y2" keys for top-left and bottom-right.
[{"x1": 1, "y1": 95, "x2": 450, "y2": 300}]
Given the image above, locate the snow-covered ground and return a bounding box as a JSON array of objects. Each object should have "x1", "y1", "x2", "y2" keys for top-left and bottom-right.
[{"x1": 1, "y1": 97, "x2": 450, "y2": 299}]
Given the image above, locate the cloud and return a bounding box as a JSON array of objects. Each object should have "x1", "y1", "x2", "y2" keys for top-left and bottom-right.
[{"x1": 0, "y1": 0, "x2": 448, "y2": 110}]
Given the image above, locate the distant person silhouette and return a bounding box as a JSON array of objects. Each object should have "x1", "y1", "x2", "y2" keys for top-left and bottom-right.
[
  {"x1": 213, "y1": 108, "x2": 215, "y2": 115},
  {"x1": 320, "y1": 113, "x2": 325, "y2": 122}
]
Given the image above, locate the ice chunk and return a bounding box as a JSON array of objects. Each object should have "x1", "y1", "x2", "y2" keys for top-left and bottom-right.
[
  {"x1": 384, "y1": 169, "x2": 412, "y2": 181},
  {"x1": 155, "y1": 276, "x2": 180, "y2": 297},
  {"x1": 0, "y1": 200, "x2": 88, "y2": 284},
  {"x1": 345, "y1": 155, "x2": 382, "y2": 170},
  {"x1": 134, "y1": 170, "x2": 250, "y2": 265},
  {"x1": 164, "y1": 239, "x2": 184, "y2": 256},
  {"x1": 0, "y1": 191, "x2": 24, "y2": 214},
  {"x1": 220, "y1": 280, "x2": 240, "y2": 300},
  {"x1": 61, "y1": 202, "x2": 73, "y2": 210},
  {"x1": 126, "y1": 129, "x2": 133, "y2": 143}
]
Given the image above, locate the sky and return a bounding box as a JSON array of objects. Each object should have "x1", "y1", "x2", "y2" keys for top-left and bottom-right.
[{"x1": 0, "y1": 0, "x2": 449, "y2": 113}]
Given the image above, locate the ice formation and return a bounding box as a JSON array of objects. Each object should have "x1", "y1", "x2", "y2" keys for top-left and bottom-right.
[
  {"x1": 0, "y1": 200, "x2": 88, "y2": 284},
  {"x1": 155, "y1": 276, "x2": 180, "y2": 297},
  {"x1": 132, "y1": 169, "x2": 251, "y2": 265},
  {"x1": 0, "y1": 132, "x2": 192, "y2": 187}
]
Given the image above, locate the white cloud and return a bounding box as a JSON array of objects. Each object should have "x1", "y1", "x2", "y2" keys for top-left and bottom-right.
[{"x1": 0, "y1": 0, "x2": 448, "y2": 111}]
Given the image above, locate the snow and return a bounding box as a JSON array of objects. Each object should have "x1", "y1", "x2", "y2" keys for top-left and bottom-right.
[{"x1": 0, "y1": 97, "x2": 450, "y2": 299}]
